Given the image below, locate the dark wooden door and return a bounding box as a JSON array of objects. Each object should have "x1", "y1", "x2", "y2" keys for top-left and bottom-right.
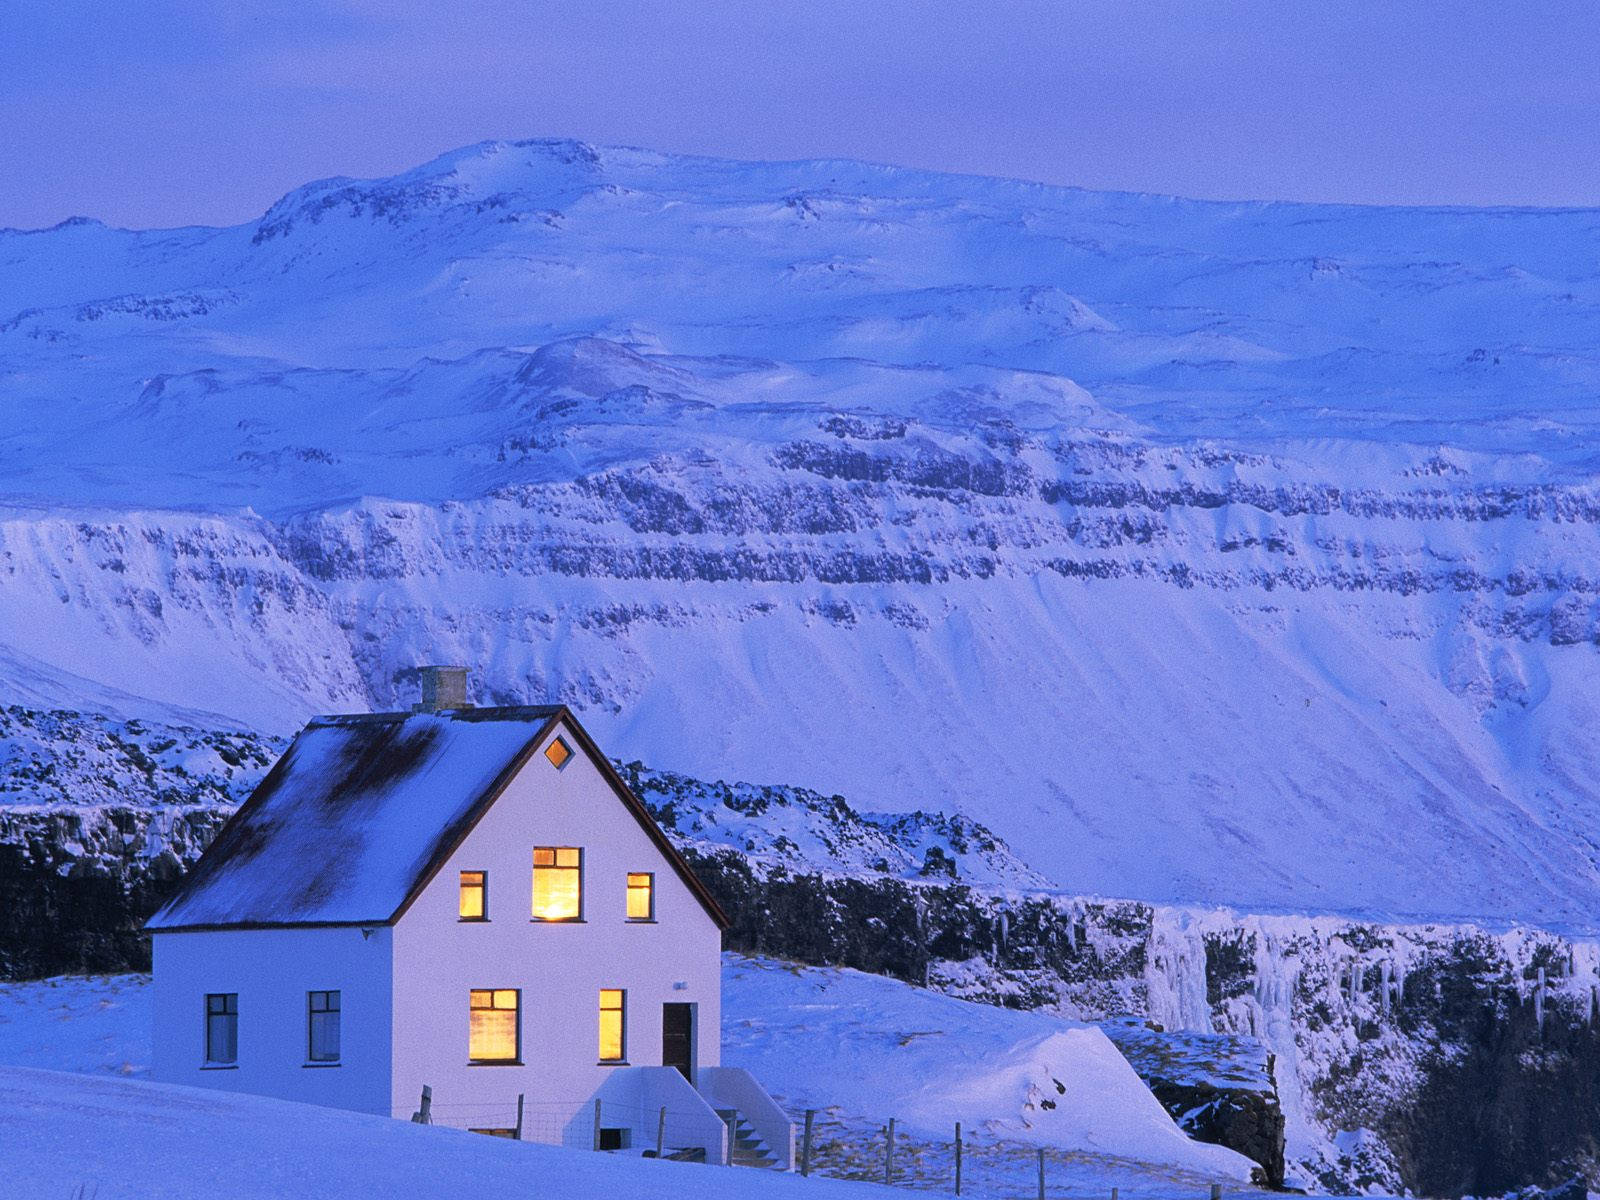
[{"x1": 662, "y1": 1003, "x2": 693, "y2": 1080}]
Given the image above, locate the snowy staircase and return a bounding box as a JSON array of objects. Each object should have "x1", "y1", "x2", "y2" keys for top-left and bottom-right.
[{"x1": 715, "y1": 1108, "x2": 779, "y2": 1168}]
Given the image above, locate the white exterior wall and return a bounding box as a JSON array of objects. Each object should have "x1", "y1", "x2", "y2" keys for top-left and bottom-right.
[
  {"x1": 150, "y1": 925, "x2": 393, "y2": 1115},
  {"x1": 389, "y1": 719, "x2": 724, "y2": 1144}
]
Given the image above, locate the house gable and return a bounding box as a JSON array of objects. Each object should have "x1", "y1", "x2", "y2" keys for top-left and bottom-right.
[{"x1": 391, "y1": 714, "x2": 729, "y2": 931}]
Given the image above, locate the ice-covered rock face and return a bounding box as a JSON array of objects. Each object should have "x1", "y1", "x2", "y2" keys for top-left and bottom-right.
[{"x1": 5, "y1": 140, "x2": 1600, "y2": 927}]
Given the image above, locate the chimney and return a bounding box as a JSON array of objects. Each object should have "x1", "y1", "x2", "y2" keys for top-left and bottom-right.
[{"x1": 416, "y1": 665, "x2": 470, "y2": 712}]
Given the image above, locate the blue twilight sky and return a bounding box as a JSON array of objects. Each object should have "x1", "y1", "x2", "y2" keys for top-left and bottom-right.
[{"x1": 2, "y1": 0, "x2": 1598, "y2": 230}]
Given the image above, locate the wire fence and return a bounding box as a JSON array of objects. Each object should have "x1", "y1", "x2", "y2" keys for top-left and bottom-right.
[{"x1": 786, "y1": 1105, "x2": 1244, "y2": 1200}]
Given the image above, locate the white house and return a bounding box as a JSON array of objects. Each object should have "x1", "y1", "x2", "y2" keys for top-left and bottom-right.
[{"x1": 145, "y1": 669, "x2": 792, "y2": 1168}]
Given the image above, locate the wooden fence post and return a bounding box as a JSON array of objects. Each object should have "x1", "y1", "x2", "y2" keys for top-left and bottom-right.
[
  {"x1": 515, "y1": 1093, "x2": 524, "y2": 1141},
  {"x1": 656, "y1": 1106, "x2": 667, "y2": 1159},
  {"x1": 885, "y1": 1117, "x2": 896, "y2": 1184},
  {"x1": 801, "y1": 1109, "x2": 815, "y2": 1176},
  {"x1": 955, "y1": 1122, "x2": 962, "y2": 1196},
  {"x1": 1037, "y1": 1147, "x2": 1045, "y2": 1200},
  {"x1": 410, "y1": 1084, "x2": 432, "y2": 1124},
  {"x1": 593, "y1": 1098, "x2": 602, "y2": 1150},
  {"x1": 1210, "y1": 1186, "x2": 1223, "y2": 1200}
]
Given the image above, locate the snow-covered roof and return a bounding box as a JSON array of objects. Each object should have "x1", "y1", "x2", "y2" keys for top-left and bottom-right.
[{"x1": 146, "y1": 705, "x2": 727, "y2": 932}]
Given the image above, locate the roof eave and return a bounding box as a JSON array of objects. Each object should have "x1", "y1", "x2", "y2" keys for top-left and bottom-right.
[{"x1": 146, "y1": 918, "x2": 395, "y2": 935}]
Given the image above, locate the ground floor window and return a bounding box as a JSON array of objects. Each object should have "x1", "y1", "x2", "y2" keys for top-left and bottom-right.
[
  {"x1": 469, "y1": 989, "x2": 520, "y2": 1062},
  {"x1": 205, "y1": 993, "x2": 237, "y2": 1065},
  {"x1": 598, "y1": 988, "x2": 626, "y2": 1062},
  {"x1": 307, "y1": 990, "x2": 341, "y2": 1062}
]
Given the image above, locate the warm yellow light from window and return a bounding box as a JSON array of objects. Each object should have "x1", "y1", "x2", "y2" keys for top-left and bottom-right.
[
  {"x1": 626, "y1": 873, "x2": 654, "y2": 920},
  {"x1": 469, "y1": 989, "x2": 519, "y2": 1062},
  {"x1": 545, "y1": 738, "x2": 572, "y2": 769},
  {"x1": 599, "y1": 989, "x2": 625, "y2": 1061},
  {"x1": 459, "y1": 871, "x2": 485, "y2": 919},
  {"x1": 532, "y1": 847, "x2": 582, "y2": 920}
]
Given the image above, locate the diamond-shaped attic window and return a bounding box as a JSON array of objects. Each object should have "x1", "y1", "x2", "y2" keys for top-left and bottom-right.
[{"x1": 544, "y1": 737, "x2": 572, "y2": 770}]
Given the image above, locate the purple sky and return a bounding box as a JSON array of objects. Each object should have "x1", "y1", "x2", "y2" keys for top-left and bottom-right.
[{"x1": 3, "y1": 0, "x2": 1598, "y2": 230}]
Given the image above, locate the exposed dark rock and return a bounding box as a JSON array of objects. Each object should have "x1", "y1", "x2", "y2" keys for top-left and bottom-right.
[
  {"x1": 0, "y1": 806, "x2": 230, "y2": 978},
  {"x1": 1100, "y1": 1017, "x2": 1286, "y2": 1187}
]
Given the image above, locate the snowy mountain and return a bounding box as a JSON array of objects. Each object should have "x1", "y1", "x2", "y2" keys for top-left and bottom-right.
[{"x1": 6, "y1": 138, "x2": 1600, "y2": 927}]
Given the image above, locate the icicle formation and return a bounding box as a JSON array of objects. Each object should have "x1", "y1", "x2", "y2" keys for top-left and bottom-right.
[
  {"x1": 1144, "y1": 910, "x2": 1215, "y2": 1034},
  {"x1": 1379, "y1": 960, "x2": 1392, "y2": 1016},
  {"x1": 1535, "y1": 966, "x2": 1546, "y2": 1033}
]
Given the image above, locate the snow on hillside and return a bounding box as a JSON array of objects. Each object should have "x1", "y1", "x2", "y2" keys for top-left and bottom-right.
[
  {"x1": 619, "y1": 762, "x2": 1045, "y2": 890},
  {"x1": 0, "y1": 705, "x2": 279, "y2": 809},
  {"x1": 5, "y1": 139, "x2": 1600, "y2": 927}
]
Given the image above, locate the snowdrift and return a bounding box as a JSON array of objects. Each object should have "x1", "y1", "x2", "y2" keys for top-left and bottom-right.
[{"x1": 723, "y1": 955, "x2": 1258, "y2": 1182}]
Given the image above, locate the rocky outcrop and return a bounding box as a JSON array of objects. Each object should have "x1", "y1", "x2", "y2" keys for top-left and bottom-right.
[
  {"x1": 0, "y1": 805, "x2": 230, "y2": 978},
  {"x1": 1101, "y1": 1017, "x2": 1286, "y2": 1188}
]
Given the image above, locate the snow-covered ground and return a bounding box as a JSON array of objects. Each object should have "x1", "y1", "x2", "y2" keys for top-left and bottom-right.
[
  {"x1": 0, "y1": 973, "x2": 147, "y2": 1077},
  {"x1": 3, "y1": 1065, "x2": 909, "y2": 1200},
  {"x1": 0, "y1": 959, "x2": 1269, "y2": 1197}
]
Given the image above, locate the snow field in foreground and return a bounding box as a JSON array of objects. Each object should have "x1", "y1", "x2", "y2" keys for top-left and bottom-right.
[{"x1": 2, "y1": 1065, "x2": 897, "y2": 1200}]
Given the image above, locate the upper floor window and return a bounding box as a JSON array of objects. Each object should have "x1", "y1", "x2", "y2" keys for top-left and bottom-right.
[
  {"x1": 307, "y1": 991, "x2": 341, "y2": 1063},
  {"x1": 626, "y1": 872, "x2": 655, "y2": 921},
  {"x1": 205, "y1": 993, "x2": 238, "y2": 1065},
  {"x1": 532, "y1": 847, "x2": 582, "y2": 921},
  {"x1": 469, "y1": 989, "x2": 520, "y2": 1063},
  {"x1": 459, "y1": 870, "x2": 487, "y2": 920},
  {"x1": 544, "y1": 737, "x2": 573, "y2": 770}
]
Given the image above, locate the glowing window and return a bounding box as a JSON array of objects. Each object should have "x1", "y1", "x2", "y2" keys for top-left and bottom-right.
[
  {"x1": 459, "y1": 870, "x2": 486, "y2": 920},
  {"x1": 205, "y1": 993, "x2": 237, "y2": 1065},
  {"x1": 545, "y1": 737, "x2": 572, "y2": 770},
  {"x1": 469, "y1": 989, "x2": 520, "y2": 1063},
  {"x1": 599, "y1": 989, "x2": 626, "y2": 1062},
  {"x1": 532, "y1": 847, "x2": 582, "y2": 921},
  {"x1": 307, "y1": 990, "x2": 340, "y2": 1063},
  {"x1": 626, "y1": 873, "x2": 654, "y2": 921}
]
